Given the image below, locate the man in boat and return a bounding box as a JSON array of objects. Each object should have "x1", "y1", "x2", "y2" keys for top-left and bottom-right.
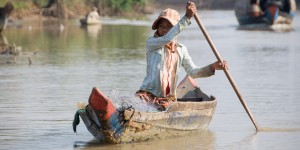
[
  {"x1": 87, "y1": 7, "x2": 100, "y2": 20},
  {"x1": 136, "y1": 1, "x2": 228, "y2": 111},
  {"x1": 250, "y1": 0, "x2": 263, "y2": 17},
  {"x1": 80, "y1": 6, "x2": 101, "y2": 25},
  {"x1": 250, "y1": 0, "x2": 296, "y2": 16}
]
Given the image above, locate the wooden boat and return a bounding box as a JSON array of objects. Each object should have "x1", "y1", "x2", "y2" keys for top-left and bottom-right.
[
  {"x1": 73, "y1": 76, "x2": 217, "y2": 143},
  {"x1": 80, "y1": 9, "x2": 101, "y2": 25},
  {"x1": 80, "y1": 17, "x2": 101, "y2": 25},
  {"x1": 234, "y1": 0, "x2": 297, "y2": 30}
]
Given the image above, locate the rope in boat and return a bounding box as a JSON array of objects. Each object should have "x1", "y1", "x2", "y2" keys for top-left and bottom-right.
[
  {"x1": 72, "y1": 105, "x2": 103, "y2": 133},
  {"x1": 85, "y1": 105, "x2": 103, "y2": 130},
  {"x1": 113, "y1": 102, "x2": 135, "y2": 134}
]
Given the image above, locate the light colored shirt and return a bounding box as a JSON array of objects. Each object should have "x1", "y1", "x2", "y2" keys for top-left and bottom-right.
[
  {"x1": 161, "y1": 44, "x2": 178, "y2": 97},
  {"x1": 140, "y1": 16, "x2": 215, "y2": 98}
]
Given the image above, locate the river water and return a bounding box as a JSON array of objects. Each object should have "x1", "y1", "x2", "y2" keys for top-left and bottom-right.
[{"x1": 0, "y1": 10, "x2": 299, "y2": 150}]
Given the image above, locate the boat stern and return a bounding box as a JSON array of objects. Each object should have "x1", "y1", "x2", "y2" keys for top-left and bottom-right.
[{"x1": 88, "y1": 87, "x2": 126, "y2": 143}]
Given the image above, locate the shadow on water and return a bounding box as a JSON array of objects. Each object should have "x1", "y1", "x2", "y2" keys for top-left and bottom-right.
[
  {"x1": 236, "y1": 23, "x2": 294, "y2": 32},
  {"x1": 73, "y1": 139, "x2": 108, "y2": 149},
  {"x1": 73, "y1": 130, "x2": 216, "y2": 150},
  {"x1": 259, "y1": 127, "x2": 300, "y2": 132},
  {"x1": 221, "y1": 127, "x2": 300, "y2": 150}
]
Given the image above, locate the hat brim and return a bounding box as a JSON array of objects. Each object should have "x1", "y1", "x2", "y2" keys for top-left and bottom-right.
[{"x1": 152, "y1": 16, "x2": 175, "y2": 30}]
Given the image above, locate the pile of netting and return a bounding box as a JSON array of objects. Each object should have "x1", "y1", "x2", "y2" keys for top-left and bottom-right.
[{"x1": 107, "y1": 89, "x2": 159, "y2": 113}]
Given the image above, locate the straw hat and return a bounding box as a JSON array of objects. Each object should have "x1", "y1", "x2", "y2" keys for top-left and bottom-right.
[{"x1": 152, "y1": 8, "x2": 180, "y2": 30}]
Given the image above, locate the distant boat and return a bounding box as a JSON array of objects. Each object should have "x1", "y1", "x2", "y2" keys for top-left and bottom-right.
[
  {"x1": 80, "y1": 16, "x2": 101, "y2": 25},
  {"x1": 80, "y1": 8, "x2": 101, "y2": 25},
  {"x1": 73, "y1": 76, "x2": 217, "y2": 143},
  {"x1": 235, "y1": 0, "x2": 297, "y2": 30},
  {"x1": 0, "y1": 1, "x2": 14, "y2": 33}
]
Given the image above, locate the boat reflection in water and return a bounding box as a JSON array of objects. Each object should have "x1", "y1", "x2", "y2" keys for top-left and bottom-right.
[
  {"x1": 80, "y1": 24, "x2": 102, "y2": 39},
  {"x1": 74, "y1": 129, "x2": 216, "y2": 149}
]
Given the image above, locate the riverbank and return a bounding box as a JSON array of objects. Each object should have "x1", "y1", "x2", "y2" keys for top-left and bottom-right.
[
  {"x1": 7, "y1": 0, "x2": 154, "y2": 21},
  {"x1": 157, "y1": 0, "x2": 235, "y2": 10},
  {"x1": 7, "y1": 0, "x2": 236, "y2": 22},
  {"x1": 5, "y1": 0, "x2": 299, "y2": 25}
]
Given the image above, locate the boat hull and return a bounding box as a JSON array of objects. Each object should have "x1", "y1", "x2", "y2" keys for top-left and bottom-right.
[
  {"x1": 80, "y1": 17, "x2": 101, "y2": 25},
  {"x1": 78, "y1": 99, "x2": 216, "y2": 143},
  {"x1": 77, "y1": 87, "x2": 216, "y2": 143}
]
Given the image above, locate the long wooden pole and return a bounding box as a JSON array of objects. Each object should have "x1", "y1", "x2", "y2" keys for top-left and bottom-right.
[{"x1": 194, "y1": 13, "x2": 260, "y2": 131}]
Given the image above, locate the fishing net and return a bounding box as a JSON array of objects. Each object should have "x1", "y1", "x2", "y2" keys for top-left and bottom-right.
[{"x1": 107, "y1": 89, "x2": 159, "y2": 113}]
